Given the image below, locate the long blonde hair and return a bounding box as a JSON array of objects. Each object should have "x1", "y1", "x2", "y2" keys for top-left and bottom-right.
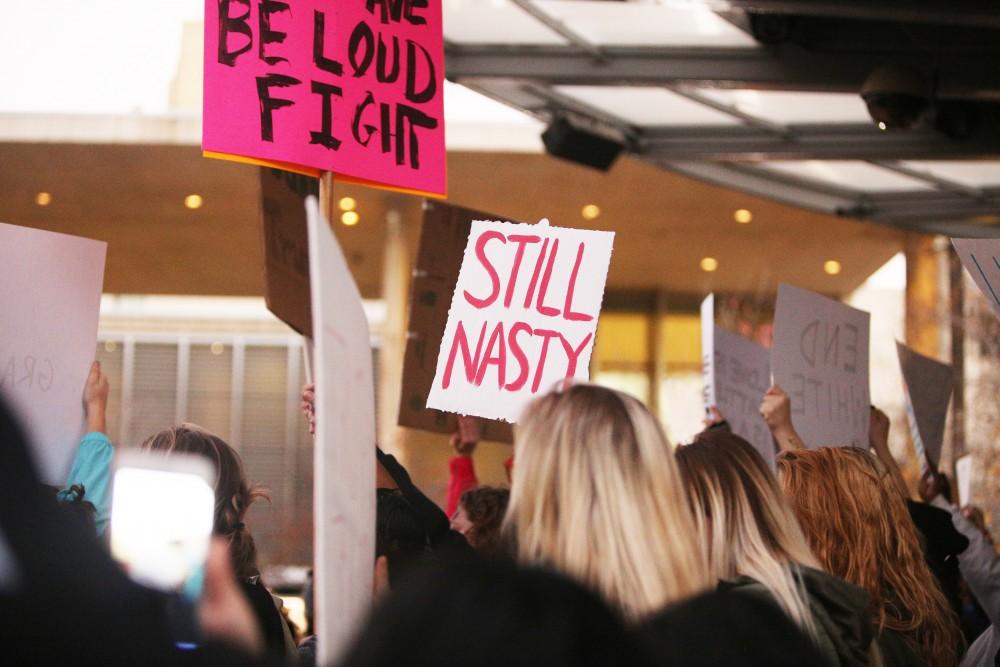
[
  {"x1": 675, "y1": 430, "x2": 821, "y2": 636},
  {"x1": 503, "y1": 384, "x2": 710, "y2": 621},
  {"x1": 778, "y1": 447, "x2": 960, "y2": 667}
]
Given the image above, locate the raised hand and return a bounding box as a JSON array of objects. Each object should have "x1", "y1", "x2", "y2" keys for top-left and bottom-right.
[{"x1": 83, "y1": 360, "x2": 109, "y2": 434}]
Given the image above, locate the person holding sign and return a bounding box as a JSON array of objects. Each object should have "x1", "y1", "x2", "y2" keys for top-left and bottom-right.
[
  {"x1": 778, "y1": 447, "x2": 963, "y2": 667},
  {"x1": 676, "y1": 430, "x2": 876, "y2": 666},
  {"x1": 503, "y1": 383, "x2": 710, "y2": 621}
]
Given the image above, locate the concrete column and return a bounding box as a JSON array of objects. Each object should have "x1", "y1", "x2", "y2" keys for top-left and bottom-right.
[
  {"x1": 377, "y1": 205, "x2": 410, "y2": 457},
  {"x1": 904, "y1": 233, "x2": 944, "y2": 358}
]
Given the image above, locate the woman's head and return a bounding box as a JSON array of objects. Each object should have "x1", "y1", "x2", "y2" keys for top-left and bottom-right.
[
  {"x1": 778, "y1": 447, "x2": 959, "y2": 665},
  {"x1": 141, "y1": 424, "x2": 268, "y2": 579},
  {"x1": 504, "y1": 384, "x2": 709, "y2": 621},
  {"x1": 675, "y1": 430, "x2": 820, "y2": 633},
  {"x1": 452, "y1": 486, "x2": 509, "y2": 555}
]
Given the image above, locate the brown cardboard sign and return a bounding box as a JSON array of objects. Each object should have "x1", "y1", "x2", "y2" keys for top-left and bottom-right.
[
  {"x1": 260, "y1": 168, "x2": 318, "y2": 336},
  {"x1": 398, "y1": 200, "x2": 514, "y2": 443}
]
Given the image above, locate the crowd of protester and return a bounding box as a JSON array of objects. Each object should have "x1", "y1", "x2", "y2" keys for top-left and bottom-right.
[{"x1": 1, "y1": 356, "x2": 997, "y2": 666}]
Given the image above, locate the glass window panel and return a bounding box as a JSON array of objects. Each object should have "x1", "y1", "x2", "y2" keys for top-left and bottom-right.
[
  {"x1": 555, "y1": 86, "x2": 741, "y2": 127},
  {"x1": 187, "y1": 343, "x2": 232, "y2": 439},
  {"x1": 536, "y1": 1, "x2": 759, "y2": 47},
  {"x1": 757, "y1": 161, "x2": 931, "y2": 192},
  {"x1": 592, "y1": 370, "x2": 650, "y2": 405},
  {"x1": 130, "y1": 343, "x2": 177, "y2": 447},
  {"x1": 595, "y1": 313, "x2": 649, "y2": 365},
  {"x1": 694, "y1": 90, "x2": 872, "y2": 125},
  {"x1": 658, "y1": 372, "x2": 704, "y2": 446}
]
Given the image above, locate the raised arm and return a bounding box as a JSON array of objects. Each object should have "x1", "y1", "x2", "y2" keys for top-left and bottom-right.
[
  {"x1": 759, "y1": 385, "x2": 807, "y2": 452},
  {"x1": 445, "y1": 416, "x2": 480, "y2": 517},
  {"x1": 59, "y1": 361, "x2": 114, "y2": 534}
]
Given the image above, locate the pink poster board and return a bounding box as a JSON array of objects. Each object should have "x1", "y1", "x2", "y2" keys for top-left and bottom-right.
[{"x1": 204, "y1": 0, "x2": 445, "y2": 196}]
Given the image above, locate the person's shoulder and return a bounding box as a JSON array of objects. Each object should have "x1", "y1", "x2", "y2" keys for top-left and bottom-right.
[
  {"x1": 638, "y1": 589, "x2": 825, "y2": 667},
  {"x1": 906, "y1": 500, "x2": 969, "y2": 554}
]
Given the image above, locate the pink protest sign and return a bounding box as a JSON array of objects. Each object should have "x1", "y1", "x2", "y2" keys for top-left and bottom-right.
[{"x1": 203, "y1": 0, "x2": 445, "y2": 197}]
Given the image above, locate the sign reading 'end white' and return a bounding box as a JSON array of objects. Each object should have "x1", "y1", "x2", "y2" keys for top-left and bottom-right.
[
  {"x1": 772, "y1": 283, "x2": 870, "y2": 448},
  {"x1": 427, "y1": 219, "x2": 614, "y2": 423}
]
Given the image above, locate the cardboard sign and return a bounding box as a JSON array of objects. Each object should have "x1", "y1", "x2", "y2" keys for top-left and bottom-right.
[
  {"x1": 0, "y1": 223, "x2": 106, "y2": 484},
  {"x1": 398, "y1": 202, "x2": 515, "y2": 442},
  {"x1": 701, "y1": 295, "x2": 774, "y2": 469},
  {"x1": 896, "y1": 342, "x2": 952, "y2": 472},
  {"x1": 956, "y1": 454, "x2": 973, "y2": 507},
  {"x1": 772, "y1": 284, "x2": 870, "y2": 448},
  {"x1": 427, "y1": 219, "x2": 614, "y2": 423},
  {"x1": 305, "y1": 198, "x2": 375, "y2": 663},
  {"x1": 952, "y1": 238, "x2": 1000, "y2": 320},
  {"x1": 260, "y1": 168, "x2": 316, "y2": 335},
  {"x1": 204, "y1": 0, "x2": 446, "y2": 196}
]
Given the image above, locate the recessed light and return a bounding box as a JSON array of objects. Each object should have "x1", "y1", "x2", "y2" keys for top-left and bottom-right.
[
  {"x1": 338, "y1": 197, "x2": 357, "y2": 211},
  {"x1": 35, "y1": 192, "x2": 52, "y2": 206},
  {"x1": 734, "y1": 208, "x2": 752, "y2": 224},
  {"x1": 210, "y1": 341, "x2": 225, "y2": 355},
  {"x1": 103, "y1": 340, "x2": 117, "y2": 353},
  {"x1": 824, "y1": 260, "x2": 842, "y2": 275},
  {"x1": 184, "y1": 194, "x2": 203, "y2": 209},
  {"x1": 877, "y1": 121, "x2": 887, "y2": 131},
  {"x1": 700, "y1": 257, "x2": 718, "y2": 272},
  {"x1": 341, "y1": 211, "x2": 360, "y2": 226},
  {"x1": 581, "y1": 204, "x2": 600, "y2": 220}
]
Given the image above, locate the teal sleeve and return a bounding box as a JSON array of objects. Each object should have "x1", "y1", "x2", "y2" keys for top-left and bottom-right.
[{"x1": 57, "y1": 432, "x2": 114, "y2": 535}]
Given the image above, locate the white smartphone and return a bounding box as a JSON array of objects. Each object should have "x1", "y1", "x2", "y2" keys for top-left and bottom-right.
[{"x1": 110, "y1": 450, "x2": 216, "y2": 596}]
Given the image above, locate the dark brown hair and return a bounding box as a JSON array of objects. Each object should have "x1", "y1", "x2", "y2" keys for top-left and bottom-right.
[
  {"x1": 460, "y1": 486, "x2": 509, "y2": 555},
  {"x1": 141, "y1": 424, "x2": 269, "y2": 579}
]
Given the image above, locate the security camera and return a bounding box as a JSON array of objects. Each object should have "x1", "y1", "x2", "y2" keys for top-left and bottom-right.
[{"x1": 860, "y1": 65, "x2": 931, "y2": 130}]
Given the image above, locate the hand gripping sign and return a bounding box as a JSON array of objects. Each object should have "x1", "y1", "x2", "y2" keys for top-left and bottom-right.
[{"x1": 427, "y1": 219, "x2": 614, "y2": 423}]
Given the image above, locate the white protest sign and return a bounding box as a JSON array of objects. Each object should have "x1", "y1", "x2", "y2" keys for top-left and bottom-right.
[
  {"x1": 896, "y1": 342, "x2": 952, "y2": 473},
  {"x1": 956, "y1": 454, "x2": 973, "y2": 507},
  {"x1": 700, "y1": 294, "x2": 716, "y2": 414},
  {"x1": 0, "y1": 222, "x2": 106, "y2": 484},
  {"x1": 952, "y1": 238, "x2": 1000, "y2": 319},
  {"x1": 305, "y1": 198, "x2": 375, "y2": 664},
  {"x1": 427, "y1": 219, "x2": 614, "y2": 422},
  {"x1": 701, "y1": 296, "x2": 775, "y2": 469},
  {"x1": 772, "y1": 284, "x2": 870, "y2": 448}
]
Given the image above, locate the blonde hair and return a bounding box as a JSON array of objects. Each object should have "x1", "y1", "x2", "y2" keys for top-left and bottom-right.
[
  {"x1": 778, "y1": 447, "x2": 960, "y2": 667},
  {"x1": 675, "y1": 430, "x2": 821, "y2": 636},
  {"x1": 503, "y1": 384, "x2": 710, "y2": 621}
]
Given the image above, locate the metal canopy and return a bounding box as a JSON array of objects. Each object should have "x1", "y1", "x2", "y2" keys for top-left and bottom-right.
[{"x1": 443, "y1": 0, "x2": 1000, "y2": 236}]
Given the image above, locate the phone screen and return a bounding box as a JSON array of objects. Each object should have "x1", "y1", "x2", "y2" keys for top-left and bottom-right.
[{"x1": 110, "y1": 450, "x2": 215, "y2": 596}]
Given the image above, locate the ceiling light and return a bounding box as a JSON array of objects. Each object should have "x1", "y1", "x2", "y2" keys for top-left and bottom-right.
[
  {"x1": 341, "y1": 211, "x2": 360, "y2": 226},
  {"x1": 581, "y1": 204, "x2": 600, "y2": 220},
  {"x1": 210, "y1": 341, "x2": 225, "y2": 355},
  {"x1": 877, "y1": 121, "x2": 887, "y2": 131},
  {"x1": 824, "y1": 260, "x2": 842, "y2": 275},
  {"x1": 184, "y1": 194, "x2": 203, "y2": 209},
  {"x1": 700, "y1": 257, "x2": 718, "y2": 272},
  {"x1": 35, "y1": 192, "x2": 52, "y2": 206},
  {"x1": 103, "y1": 340, "x2": 117, "y2": 353},
  {"x1": 734, "y1": 208, "x2": 752, "y2": 224},
  {"x1": 338, "y1": 197, "x2": 357, "y2": 211}
]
